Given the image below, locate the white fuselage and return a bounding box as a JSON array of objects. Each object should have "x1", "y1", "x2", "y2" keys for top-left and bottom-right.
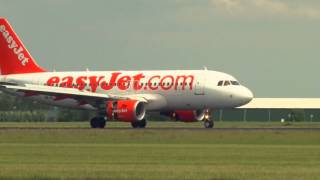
[{"x1": 1, "y1": 70, "x2": 253, "y2": 111}]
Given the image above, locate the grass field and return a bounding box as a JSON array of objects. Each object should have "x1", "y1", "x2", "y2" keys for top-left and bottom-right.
[
  {"x1": 1, "y1": 121, "x2": 320, "y2": 128},
  {"x1": 0, "y1": 122, "x2": 319, "y2": 180}
]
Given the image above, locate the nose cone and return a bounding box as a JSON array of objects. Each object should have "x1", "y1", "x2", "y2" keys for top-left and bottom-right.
[{"x1": 239, "y1": 87, "x2": 254, "y2": 105}]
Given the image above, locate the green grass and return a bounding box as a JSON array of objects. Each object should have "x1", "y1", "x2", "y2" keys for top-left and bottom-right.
[
  {"x1": 0, "y1": 122, "x2": 319, "y2": 179},
  {"x1": 0, "y1": 121, "x2": 320, "y2": 128}
]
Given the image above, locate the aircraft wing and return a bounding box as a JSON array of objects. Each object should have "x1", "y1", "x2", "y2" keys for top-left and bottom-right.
[
  {"x1": 239, "y1": 98, "x2": 320, "y2": 109},
  {"x1": 0, "y1": 84, "x2": 154, "y2": 109},
  {"x1": 0, "y1": 84, "x2": 123, "y2": 99}
]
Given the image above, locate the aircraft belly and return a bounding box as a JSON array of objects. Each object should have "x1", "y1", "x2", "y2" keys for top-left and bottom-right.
[{"x1": 165, "y1": 94, "x2": 206, "y2": 110}]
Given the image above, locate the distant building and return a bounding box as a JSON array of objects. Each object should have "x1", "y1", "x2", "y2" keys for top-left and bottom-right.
[{"x1": 214, "y1": 109, "x2": 320, "y2": 122}]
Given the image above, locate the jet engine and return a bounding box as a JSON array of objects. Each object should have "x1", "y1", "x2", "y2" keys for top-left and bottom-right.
[
  {"x1": 172, "y1": 110, "x2": 207, "y2": 122},
  {"x1": 106, "y1": 100, "x2": 146, "y2": 122}
]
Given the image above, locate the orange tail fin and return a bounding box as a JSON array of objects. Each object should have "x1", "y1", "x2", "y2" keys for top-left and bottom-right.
[{"x1": 0, "y1": 18, "x2": 45, "y2": 75}]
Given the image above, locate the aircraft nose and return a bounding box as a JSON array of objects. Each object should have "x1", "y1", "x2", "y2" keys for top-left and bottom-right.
[{"x1": 240, "y1": 87, "x2": 254, "y2": 104}]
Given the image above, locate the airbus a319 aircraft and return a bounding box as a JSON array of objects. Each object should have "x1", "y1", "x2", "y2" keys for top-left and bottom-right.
[{"x1": 0, "y1": 18, "x2": 253, "y2": 128}]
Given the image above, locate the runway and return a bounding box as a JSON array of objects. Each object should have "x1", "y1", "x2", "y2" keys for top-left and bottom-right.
[{"x1": 0, "y1": 127, "x2": 319, "y2": 131}]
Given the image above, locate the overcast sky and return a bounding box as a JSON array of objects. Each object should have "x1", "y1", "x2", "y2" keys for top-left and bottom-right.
[{"x1": 1, "y1": 0, "x2": 320, "y2": 97}]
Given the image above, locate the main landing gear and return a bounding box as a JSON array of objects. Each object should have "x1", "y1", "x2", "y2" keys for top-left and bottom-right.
[
  {"x1": 90, "y1": 116, "x2": 106, "y2": 128},
  {"x1": 131, "y1": 119, "x2": 147, "y2": 128},
  {"x1": 90, "y1": 117, "x2": 147, "y2": 129}
]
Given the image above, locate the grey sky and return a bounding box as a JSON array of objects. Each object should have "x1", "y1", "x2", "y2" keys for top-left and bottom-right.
[{"x1": 1, "y1": 0, "x2": 320, "y2": 97}]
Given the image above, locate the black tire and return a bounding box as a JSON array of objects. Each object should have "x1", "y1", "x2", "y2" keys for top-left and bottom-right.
[
  {"x1": 138, "y1": 119, "x2": 146, "y2": 128},
  {"x1": 204, "y1": 120, "x2": 214, "y2": 128},
  {"x1": 131, "y1": 121, "x2": 139, "y2": 128},
  {"x1": 131, "y1": 119, "x2": 147, "y2": 128},
  {"x1": 90, "y1": 117, "x2": 106, "y2": 128}
]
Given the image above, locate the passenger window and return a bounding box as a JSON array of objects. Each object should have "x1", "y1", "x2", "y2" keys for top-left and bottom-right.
[
  {"x1": 224, "y1": 81, "x2": 230, "y2": 86},
  {"x1": 218, "y1": 81, "x2": 223, "y2": 86}
]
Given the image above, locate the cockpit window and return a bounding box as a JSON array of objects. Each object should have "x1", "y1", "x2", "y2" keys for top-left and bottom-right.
[
  {"x1": 218, "y1": 80, "x2": 241, "y2": 86},
  {"x1": 224, "y1": 81, "x2": 231, "y2": 86},
  {"x1": 231, "y1": 81, "x2": 240, "y2": 85}
]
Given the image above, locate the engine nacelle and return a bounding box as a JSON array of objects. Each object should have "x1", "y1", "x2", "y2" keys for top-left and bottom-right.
[
  {"x1": 106, "y1": 100, "x2": 146, "y2": 122},
  {"x1": 173, "y1": 110, "x2": 207, "y2": 122}
]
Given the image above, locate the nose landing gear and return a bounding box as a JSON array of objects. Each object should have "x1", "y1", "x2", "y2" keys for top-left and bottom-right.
[
  {"x1": 204, "y1": 120, "x2": 214, "y2": 128},
  {"x1": 203, "y1": 110, "x2": 214, "y2": 128}
]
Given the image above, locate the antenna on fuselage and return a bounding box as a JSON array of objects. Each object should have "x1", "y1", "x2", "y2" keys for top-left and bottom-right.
[{"x1": 203, "y1": 66, "x2": 208, "y2": 71}]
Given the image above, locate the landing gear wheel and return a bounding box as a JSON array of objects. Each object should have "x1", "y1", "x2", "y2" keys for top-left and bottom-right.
[
  {"x1": 204, "y1": 120, "x2": 214, "y2": 128},
  {"x1": 131, "y1": 119, "x2": 147, "y2": 128},
  {"x1": 138, "y1": 119, "x2": 146, "y2": 128},
  {"x1": 90, "y1": 117, "x2": 106, "y2": 128},
  {"x1": 131, "y1": 121, "x2": 139, "y2": 128}
]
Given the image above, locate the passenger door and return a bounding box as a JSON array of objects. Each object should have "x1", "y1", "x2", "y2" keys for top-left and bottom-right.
[{"x1": 194, "y1": 76, "x2": 205, "y2": 95}]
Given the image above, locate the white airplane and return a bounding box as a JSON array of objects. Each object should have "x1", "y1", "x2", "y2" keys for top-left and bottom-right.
[{"x1": 0, "y1": 18, "x2": 253, "y2": 128}]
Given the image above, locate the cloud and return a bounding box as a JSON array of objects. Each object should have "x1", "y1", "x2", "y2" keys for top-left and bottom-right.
[{"x1": 210, "y1": 0, "x2": 320, "y2": 19}]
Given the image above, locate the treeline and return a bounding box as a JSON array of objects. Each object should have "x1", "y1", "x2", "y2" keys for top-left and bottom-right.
[
  {"x1": 0, "y1": 91, "x2": 168, "y2": 122},
  {"x1": 0, "y1": 91, "x2": 94, "y2": 122}
]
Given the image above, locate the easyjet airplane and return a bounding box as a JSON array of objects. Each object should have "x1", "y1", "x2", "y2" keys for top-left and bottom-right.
[{"x1": 0, "y1": 18, "x2": 253, "y2": 128}]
